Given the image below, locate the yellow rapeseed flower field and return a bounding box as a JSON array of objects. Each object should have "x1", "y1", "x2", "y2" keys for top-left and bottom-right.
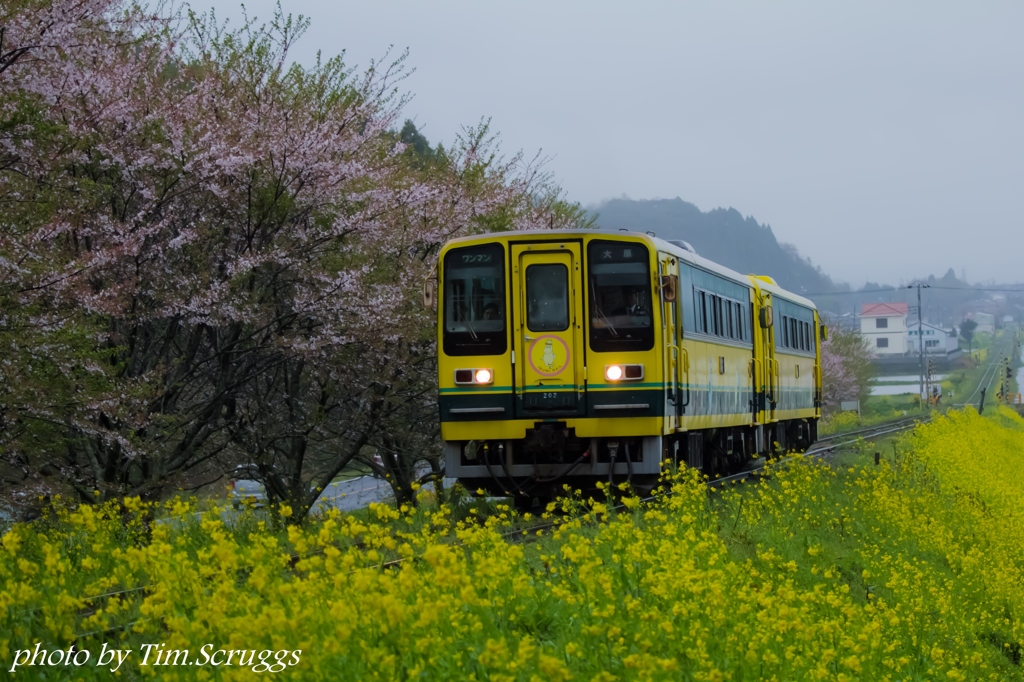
[{"x1": 2, "y1": 407, "x2": 1023, "y2": 680}]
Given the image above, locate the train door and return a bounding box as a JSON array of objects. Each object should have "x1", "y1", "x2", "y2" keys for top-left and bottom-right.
[
  {"x1": 660, "y1": 254, "x2": 679, "y2": 431},
  {"x1": 813, "y1": 310, "x2": 824, "y2": 416},
  {"x1": 761, "y1": 292, "x2": 778, "y2": 424},
  {"x1": 511, "y1": 243, "x2": 585, "y2": 417}
]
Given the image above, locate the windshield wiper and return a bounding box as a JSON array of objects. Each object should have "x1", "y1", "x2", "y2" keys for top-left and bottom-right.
[
  {"x1": 458, "y1": 309, "x2": 478, "y2": 340},
  {"x1": 591, "y1": 281, "x2": 618, "y2": 337}
]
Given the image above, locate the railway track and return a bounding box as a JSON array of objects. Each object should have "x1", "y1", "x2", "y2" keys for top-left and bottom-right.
[
  {"x1": 957, "y1": 336, "x2": 1015, "y2": 408},
  {"x1": 709, "y1": 416, "x2": 927, "y2": 489}
]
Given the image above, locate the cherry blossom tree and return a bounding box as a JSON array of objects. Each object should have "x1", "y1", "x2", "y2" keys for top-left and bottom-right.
[
  {"x1": 1, "y1": 0, "x2": 590, "y2": 519},
  {"x1": 819, "y1": 321, "x2": 874, "y2": 414},
  {"x1": 2, "y1": 0, "x2": 183, "y2": 510}
]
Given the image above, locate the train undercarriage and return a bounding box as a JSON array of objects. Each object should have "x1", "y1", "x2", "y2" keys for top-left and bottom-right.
[{"x1": 446, "y1": 418, "x2": 818, "y2": 506}]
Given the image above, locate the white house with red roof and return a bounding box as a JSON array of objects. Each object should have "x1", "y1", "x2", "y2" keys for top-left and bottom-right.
[{"x1": 860, "y1": 302, "x2": 908, "y2": 355}]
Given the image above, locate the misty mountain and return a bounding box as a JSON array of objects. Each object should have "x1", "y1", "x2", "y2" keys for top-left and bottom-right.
[{"x1": 591, "y1": 197, "x2": 838, "y2": 295}]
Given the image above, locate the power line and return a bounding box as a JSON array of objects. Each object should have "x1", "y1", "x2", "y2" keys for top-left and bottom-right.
[{"x1": 797, "y1": 286, "x2": 1024, "y2": 297}]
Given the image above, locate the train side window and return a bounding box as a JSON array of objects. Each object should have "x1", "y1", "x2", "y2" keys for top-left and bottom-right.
[
  {"x1": 736, "y1": 304, "x2": 745, "y2": 342},
  {"x1": 696, "y1": 290, "x2": 707, "y2": 333},
  {"x1": 725, "y1": 301, "x2": 734, "y2": 338}
]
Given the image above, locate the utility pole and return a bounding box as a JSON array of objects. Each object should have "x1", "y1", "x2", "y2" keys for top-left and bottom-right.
[{"x1": 907, "y1": 282, "x2": 930, "y2": 401}]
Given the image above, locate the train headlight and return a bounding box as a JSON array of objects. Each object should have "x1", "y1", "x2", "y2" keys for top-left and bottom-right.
[
  {"x1": 604, "y1": 364, "x2": 644, "y2": 381},
  {"x1": 455, "y1": 368, "x2": 494, "y2": 385}
]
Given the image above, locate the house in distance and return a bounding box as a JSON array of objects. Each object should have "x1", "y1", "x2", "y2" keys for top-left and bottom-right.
[
  {"x1": 859, "y1": 302, "x2": 908, "y2": 355},
  {"x1": 907, "y1": 321, "x2": 959, "y2": 355}
]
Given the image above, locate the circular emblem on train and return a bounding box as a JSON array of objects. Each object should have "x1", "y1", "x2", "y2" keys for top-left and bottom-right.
[{"x1": 528, "y1": 335, "x2": 570, "y2": 376}]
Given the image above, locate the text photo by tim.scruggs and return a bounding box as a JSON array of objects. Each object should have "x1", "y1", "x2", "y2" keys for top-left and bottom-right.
[{"x1": 9, "y1": 642, "x2": 302, "y2": 674}]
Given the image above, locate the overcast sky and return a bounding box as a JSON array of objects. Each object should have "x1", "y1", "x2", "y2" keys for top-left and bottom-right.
[{"x1": 204, "y1": 0, "x2": 1023, "y2": 287}]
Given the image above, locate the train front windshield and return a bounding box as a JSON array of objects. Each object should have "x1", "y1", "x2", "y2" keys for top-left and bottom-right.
[
  {"x1": 442, "y1": 243, "x2": 507, "y2": 356},
  {"x1": 587, "y1": 240, "x2": 654, "y2": 352}
]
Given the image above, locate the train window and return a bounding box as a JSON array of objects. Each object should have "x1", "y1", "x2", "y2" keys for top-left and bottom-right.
[
  {"x1": 442, "y1": 243, "x2": 507, "y2": 356},
  {"x1": 726, "y1": 301, "x2": 735, "y2": 339},
  {"x1": 525, "y1": 264, "x2": 569, "y2": 331},
  {"x1": 776, "y1": 311, "x2": 814, "y2": 352},
  {"x1": 588, "y1": 240, "x2": 654, "y2": 352},
  {"x1": 736, "y1": 304, "x2": 745, "y2": 342},
  {"x1": 695, "y1": 291, "x2": 707, "y2": 333}
]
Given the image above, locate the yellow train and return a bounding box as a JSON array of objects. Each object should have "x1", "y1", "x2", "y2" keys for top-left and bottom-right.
[{"x1": 429, "y1": 230, "x2": 824, "y2": 500}]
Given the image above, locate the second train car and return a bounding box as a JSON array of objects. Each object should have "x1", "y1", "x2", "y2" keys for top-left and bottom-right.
[{"x1": 430, "y1": 230, "x2": 824, "y2": 500}]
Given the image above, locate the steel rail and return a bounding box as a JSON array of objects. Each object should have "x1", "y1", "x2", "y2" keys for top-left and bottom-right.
[
  {"x1": 957, "y1": 337, "x2": 1013, "y2": 407},
  {"x1": 708, "y1": 418, "x2": 929, "y2": 489},
  {"x1": 815, "y1": 416, "x2": 921, "y2": 444}
]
